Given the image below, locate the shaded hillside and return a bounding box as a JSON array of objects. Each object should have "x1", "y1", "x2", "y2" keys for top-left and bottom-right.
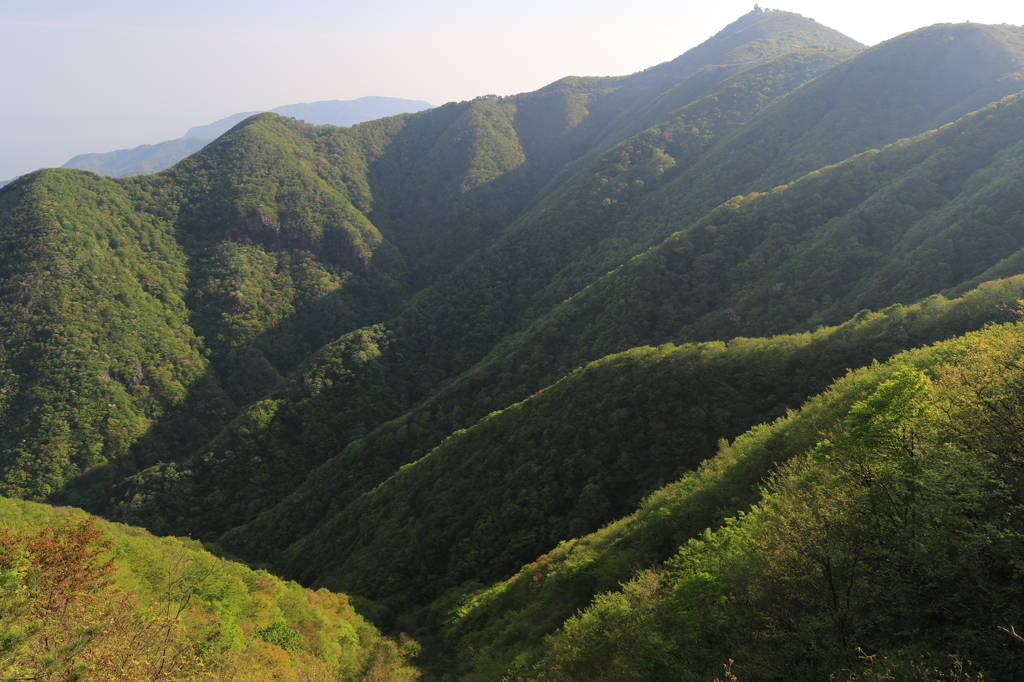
[
  {"x1": 459, "y1": 84, "x2": 1024, "y2": 395},
  {"x1": 747, "y1": 21, "x2": 1024, "y2": 189},
  {"x1": 351, "y1": 10, "x2": 862, "y2": 286},
  {"x1": 524, "y1": 9, "x2": 863, "y2": 192},
  {"x1": 515, "y1": 21, "x2": 1024, "y2": 328},
  {"x1": 228, "y1": 277, "x2": 1024, "y2": 613},
  {"x1": 211, "y1": 29, "x2": 1024, "y2": 569},
  {"x1": 102, "y1": 10, "x2": 859, "y2": 538}
]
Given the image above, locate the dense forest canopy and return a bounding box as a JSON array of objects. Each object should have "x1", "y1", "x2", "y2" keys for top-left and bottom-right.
[{"x1": 4, "y1": 9, "x2": 1024, "y2": 680}]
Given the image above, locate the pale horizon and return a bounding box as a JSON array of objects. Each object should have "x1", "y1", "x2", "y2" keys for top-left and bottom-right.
[{"x1": 2, "y1": 0, "x2": 1022, "y2": 180}]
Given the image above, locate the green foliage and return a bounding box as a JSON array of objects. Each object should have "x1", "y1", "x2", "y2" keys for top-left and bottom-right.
[
  {"x1": 0, "y1": 112, "x2": 407, "y2": 519},
  {"x1": 436, "y1": 281, "x2": 1024, "y2": 679},
  {"x1": 213, "y1": 22, "x2": 1024, "y2": 581},
  {"x1": 748, "y1": 22, "x2": 1024, "y2": 189},
  {"x1": 4, "y1": 14, "x2": 1024, "y2": 682},
  {"x1": 466, "y1": 85, "x2": 1024, "y2": 402},
  {"x1": 0, "y1": 170, "x2": 205, "y2": 500},
  {"x1": 490, "y1": 322, "x2": 1024, "y2": 681},
  {"x1": 844, "y1": 367, "x2": 933, "y2": 451},
  {"x1": 209, "y1": 43, "x2": 861, "y2": 555},
  {"x1": 0, "y1": 496, "x2": 421, "y2": 680},
  {"x1": 109, "y1": 325, "x2": 402, "y2": 538},
  {"x1": 253, "y1": 621, "x2": 301, "y2": 652},
  {"x1": 96, "y1": 11, "x2": 863, "y2": 544},
  {"x1": 165, "y1": 113, "x2": 385, "y2": 272},
  {"x1": 5, "y1": 10, "x2": 999, "y2": 547},
  {"x1": 216, "y1": 276, "x2": 1024, "y2": 639}
]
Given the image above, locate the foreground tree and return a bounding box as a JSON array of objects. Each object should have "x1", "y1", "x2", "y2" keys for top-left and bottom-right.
[{"x1": 0, "y1": 519, "x2": 206, "y2": 681}]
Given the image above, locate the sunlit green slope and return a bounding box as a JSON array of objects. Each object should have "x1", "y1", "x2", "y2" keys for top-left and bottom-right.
[
  {"x1": 0, "y1": 115, "x2": 404, "y2": 510},
  {"x1": 442, "y1": 281, "x2": 1024, "y2": 680},
  {"x1": 0, "y1": 170, "x2": 207, "y2": 500},
  {"x1": 0, "y1": 496, "x2": 420, "y2": 680},
  {"x1": 3, "y1": 12, "x2": 1024, "y2": 681},
  {"x1": 486, "y1": 320, "x2": 1024, "y2": 681}
]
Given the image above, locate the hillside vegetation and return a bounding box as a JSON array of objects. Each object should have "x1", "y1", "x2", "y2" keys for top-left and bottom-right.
[
  {"x1": 109, "y1": 20, "x2": 1024, "y2": 549},
  {"x1": 69, "y1": 10, "x2": 864, "y2": 539},
  {"x1": 495, "y1": 320, "x2": 1024, "y2": 680},
  {"x1": 218, "y1": 43, "x2": 1024, "y2": 575},
  {"x1": 4, "y1": 9, "x2": 1024, "y2": 681},
  {"x1": 252, "y1": 277, "x2": 1024, "y2": 611},
  {"x1": 0, "y1": 497, "x2": 418, "y2": 680}
]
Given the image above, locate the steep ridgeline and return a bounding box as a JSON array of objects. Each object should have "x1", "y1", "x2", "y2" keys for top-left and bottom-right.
[
  {"x1": 105, "y1": 10, "x2": 860, "y2": 537},
  {"x1": 531, "y1": 9, "x2": 864, "y2": 187},
  {"x1": 214, "y1": 22, "x2": 1024, "y2": 567},
  {"x1": 232, "y1": 278, "x2": 1024, "y2": 615},
  {"x1": 512, "y1": 21, "x2": 1024, "y2": 327},
  {"x1": 350, "y1": 10, "x2": 863, "y2": 287},
  {"x1": 473, "y1": 322, "x2": 1024, "y2": 681}
]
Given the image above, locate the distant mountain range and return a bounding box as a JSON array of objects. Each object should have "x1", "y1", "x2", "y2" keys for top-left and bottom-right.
[{"x1": 57, "y1": 96, "x2": 435, "y2": 178}]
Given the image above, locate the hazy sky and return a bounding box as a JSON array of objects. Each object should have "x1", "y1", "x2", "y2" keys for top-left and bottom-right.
[{"x1": 2, "y1": 0, "x2": 1022, "y2": 180}]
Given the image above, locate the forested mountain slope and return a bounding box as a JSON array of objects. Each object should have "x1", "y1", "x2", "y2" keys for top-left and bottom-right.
[
  {"x1": 349, "y1": 10, "x2": 862, "y2": 286},
  {"x1": 271, "y1": 279, "x2": 1024, "y2": 612},
  {"x1": 0, "y1": 116, "x2": 407, "y2": 508},
  {"x1": 113, "y1": 18, "x2": 1024, "y2": 548},
  {"x1": 0, "y1": 170, "x2": 209, "y2": 500},
  {"x1": 5, "y1": 10, "x2": 1024, "y2": 681},
  {"x1": 490, "y1": 320, "x2": 1024, "y2": 681},
  {"x1": 441, "y1": 278, "x2": 1024, "y2": 680},
  {"x1": 89, "y1": 10, "x2": 860, "y2": 538},
  {"x1": 214, "y1": 26, "x2": 1024, "y2": 575}
]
